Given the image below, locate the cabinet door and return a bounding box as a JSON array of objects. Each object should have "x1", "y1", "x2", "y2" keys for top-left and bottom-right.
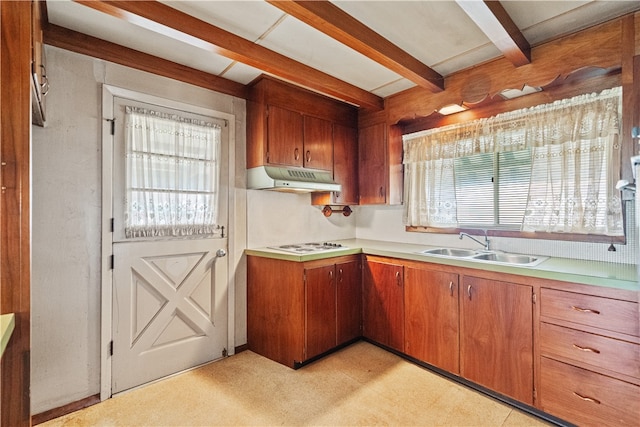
[
  {"x1": 362, "y1": 257, "x2": 404, "y2": 351},
  {"x1": 336, "y1": 259, "x2": 361, "y2": 344},
  {"x1": 303, "y1": 116, "x2": 333, "y2": 171},
  {"x1": 404, "y1": 267, "x2": 459, "y2": 374},
  {"x1": 358, "y1": 123, "x2": 387, "y2": 205},
  {"x1": 247, "y1": 256, "x2": 305, "y2": 368},
  {"x1": 305, "y1": 264, "x2": 337, "y2": 360},
  {"x1": 332, "y1": 124, "x2": 358, "y2": 205},
  {"x1": 460, "y1": 276, "x2": 533, "y2": 404},
  {"x1": 267, "y1": 105, "x2": 303, "y2": 167}
]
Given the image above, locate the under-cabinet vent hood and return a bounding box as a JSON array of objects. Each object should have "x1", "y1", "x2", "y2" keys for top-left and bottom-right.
[{"x1": 247, "y1": 166, "x2": 341, "y2": 193}]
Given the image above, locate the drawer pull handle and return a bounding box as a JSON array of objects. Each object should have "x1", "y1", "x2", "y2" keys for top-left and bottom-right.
[
  {"x1": 571, "y1": 306, "x2": 600, "y2": 315},
  {"x1": 449, "y1": 281, "x2": 453, "y2": 296},
  {"x1": 572, "y1": 344, "x2": 600, "y2": 354},
  {"x1": 573, "y1": 392, "x2": 600, "y2": 405}
]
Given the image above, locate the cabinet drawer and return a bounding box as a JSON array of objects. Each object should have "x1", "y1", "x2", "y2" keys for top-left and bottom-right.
[
  {"x1": 540, "y1": 322, "x2": 640, "y2": 379},
  {"x1": 540, "y1": 357, "x2": 640, "y2": 426},
  {"x1": 540, "y1": 288, "x2": 639, "y2": 337}
]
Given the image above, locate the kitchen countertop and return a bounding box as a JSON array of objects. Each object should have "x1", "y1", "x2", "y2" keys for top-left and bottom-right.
[
  {"x1": 0, "y1": 313, "x2": 15, "y2": 359},
  {"x1": 245, "y1": 238, "x2": 639, "y2": 292}
]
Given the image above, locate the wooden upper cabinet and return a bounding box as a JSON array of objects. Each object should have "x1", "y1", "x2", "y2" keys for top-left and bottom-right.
[
  {"x1": 311, "y1": 123, "x2": 358, "y2": 206},
  {"x1": 303, "y1": 116, "x2": 333, "y2": 171},
  {"x1": 267, "y1": 105, "x2": 303, "y2": 167},
  {"x1": 460, "y1": 276, "x2": 534, "y2": 404},
  {"x1": 358, "y1": 121, "x2": 403, "y2": 205},
  {"x1": 247, "y1": 76, "x2": 357, "y2": 175},
  {"x1": 358, "y1": 123, "x2": 386, "y2": 204},
  {"x1": 332, "y1": 124, "x2": 358, "y2": 205}
]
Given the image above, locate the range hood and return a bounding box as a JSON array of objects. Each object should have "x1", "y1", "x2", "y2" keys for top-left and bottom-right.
[{"x1": 247, "y1": 166, "x2": 341, "y2": 193}]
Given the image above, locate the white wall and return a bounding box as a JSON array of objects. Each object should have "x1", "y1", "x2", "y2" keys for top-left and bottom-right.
[
  {"x1": 246, "y1": 190, "x2": 356, "y2": 248},
  {"x1": 31, "y1": 46, "x2": 247, "y2": 413}
]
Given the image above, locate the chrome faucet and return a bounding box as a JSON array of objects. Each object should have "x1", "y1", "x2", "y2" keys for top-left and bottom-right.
[{"x1": 459, "y1": 231, "x2": 490, "y2": 251}]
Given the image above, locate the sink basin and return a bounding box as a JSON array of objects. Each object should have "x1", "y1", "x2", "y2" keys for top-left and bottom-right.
[
  {"x1": 472, "y1": 252, "x2": 545, "y2": 266},
  {"x1": 418, "y1": 247, "x2": 547, "y2": 267},
  {"x1": 421, "y1": 248, "x2": 476, "y2": 257}
]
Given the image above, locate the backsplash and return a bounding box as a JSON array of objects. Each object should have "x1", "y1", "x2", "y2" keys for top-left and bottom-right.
[
  {"x1": 246, "y1": 190, "x2": 637, "y2": 265},
  {"x1": 355, "y1": 201, "x2": 638, "y2": 265}
]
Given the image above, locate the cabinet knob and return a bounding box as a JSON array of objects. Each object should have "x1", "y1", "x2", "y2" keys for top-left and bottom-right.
[
  {"x1": 467, "y1": 284, "x2": 472, "y2": 299},
  {"x1": 294, "y1": 147, "x2": 300, "y2": 161},
  {"x1": 395, "y1": 271, "x2": 401, "y2": 286},
  {"x1": 338, "y1": 268, "x2": 343, "y2": 282},
  {"x1": 449, "y1": 281, "x2": 454, "y2": 296},
  {"x1": 306, "y1": 150, "x2": 311, "y2": 163}
]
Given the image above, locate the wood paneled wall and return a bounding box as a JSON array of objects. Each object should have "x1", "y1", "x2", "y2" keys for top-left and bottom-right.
[{"x1": 0, "y1": 1, "x2": 32, "y2": 426}]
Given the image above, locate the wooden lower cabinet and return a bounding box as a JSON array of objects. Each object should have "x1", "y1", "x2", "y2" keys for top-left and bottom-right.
[
  {"x1": 362, "y1": 256, "x2": 404, "y2": 351},
  {"x1": 336, "y1": 259, "x2": 362, "y2": 344},
  {"x1": 247, "y1": 255, "x2": 361, "y2": 368},
  {"x1": 460, "y1": 276, "x2": 534, "y2": 404},
  {"x1": 404, "y1": 265, "x2": 459, "y2": 374},
  {"x1": 539, "y1": 287, "x2": 640, "y2": 426},
  {"x1": 305, "y1": 263, "x2": 337, "y2": 360},
  {"x1": 540, "y1": 357, "x2": 640, "y2": 426},
  {"x1": 248, "y1": 251, "x2": 640, "y2": 426}
]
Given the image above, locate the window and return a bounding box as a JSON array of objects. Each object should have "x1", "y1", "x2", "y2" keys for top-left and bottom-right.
[
  {"x1": 453, "y1": 149, "x2": 532, "y2": 228},
  {"x1": 402, "y1": 87, "x2": 623, "y2": 238},
  {"x1": 124, "y1": 106, "x2": 223, "y2": 238}
]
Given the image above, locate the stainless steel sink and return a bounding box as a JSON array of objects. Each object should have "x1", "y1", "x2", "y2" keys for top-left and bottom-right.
[
  {"x1": 420, "y1": 248, "x2": 477, "y2": 257},
  {"x1": 418, "y1": 247, "x2": 547, "y2": 267},
  {"x1": 471, "y1": 252, "x2": 544, "y2": 265}
]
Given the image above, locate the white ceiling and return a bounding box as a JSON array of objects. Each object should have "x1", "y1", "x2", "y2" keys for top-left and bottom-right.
[{"x1": 46, "y1": 1, "x2": 640, "y2": 100}]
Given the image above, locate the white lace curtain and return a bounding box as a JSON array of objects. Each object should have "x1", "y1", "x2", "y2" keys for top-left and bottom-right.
[
  {"x1": 124, "y1": 106, "x2": 222, "y2": 238},
  {"x1": 403, "y1": 86, "x2": 623, "y2": 236}
]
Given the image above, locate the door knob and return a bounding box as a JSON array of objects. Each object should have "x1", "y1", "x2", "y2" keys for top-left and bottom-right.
[{"x1": 216, "y1": 249, "x2": 227, "y2": 258}]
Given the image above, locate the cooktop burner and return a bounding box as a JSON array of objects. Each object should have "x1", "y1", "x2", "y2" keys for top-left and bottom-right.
[{"x1": 270, "y1": 242, "x2": 346, "y2": 254}]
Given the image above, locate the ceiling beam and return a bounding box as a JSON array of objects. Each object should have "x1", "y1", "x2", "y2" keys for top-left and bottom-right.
[
  {"x1": 43, "y1": 24, "x2": 249, "y2": 99},
  {"x1": 455, "y1": 0, "x2": 530, "y2": 67},
  {"x1": 74, "y1": 0, "x2": 384, "y2": 110},
  {"x1": 267, "y1": 0, "x2": 444, "y2": 92}
]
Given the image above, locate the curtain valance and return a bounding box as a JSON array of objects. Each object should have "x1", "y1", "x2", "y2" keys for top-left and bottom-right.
[{"x1": 403, "y1": 87, "x2": 621, "y2": 163}]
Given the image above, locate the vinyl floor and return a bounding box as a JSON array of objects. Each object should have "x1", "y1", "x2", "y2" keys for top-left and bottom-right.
[{"x1": 41, "y1": 341, "x2": 553, "y2": 426}]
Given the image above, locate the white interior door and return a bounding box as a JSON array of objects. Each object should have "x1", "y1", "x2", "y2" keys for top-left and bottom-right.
[{"x1": 109, "y1": 94, "x2": 230, "y2": 394}]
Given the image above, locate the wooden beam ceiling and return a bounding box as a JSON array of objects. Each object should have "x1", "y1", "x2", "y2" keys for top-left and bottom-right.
[
  {"x1": 74, "y1": 0, "x2": 384, "y2": 110},
  {"x1": 266, "y1": 0, "x2": 444, "y2": 92},
  {"x1": 455, "y1": 0, "x2": 531, "y2": 67},
  {"x1": 43, "y1": 24, "x2": 249, "y2": 99}
]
